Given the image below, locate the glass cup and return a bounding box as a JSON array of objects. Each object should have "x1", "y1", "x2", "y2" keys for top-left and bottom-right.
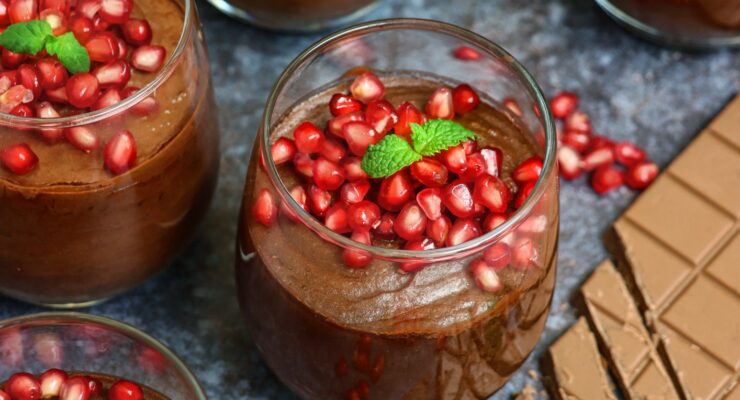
[
  {"x1": 206, "y1": 0, "x2": 379, "y2": 32},
  {"x1": 0, "y1": 312, "x2": 206, "y2": 399},
  {"x1": 236, "y1": 19, "x2": 558, "y2": 399},
  {"x1": 0, "y1": 0, "x2": 220, "y2": 308}
]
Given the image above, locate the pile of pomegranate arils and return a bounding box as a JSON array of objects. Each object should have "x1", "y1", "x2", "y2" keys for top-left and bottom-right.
[
  {"x1": 1, "y1": 368, "x2": 145, "y2": 400},
  {"x1": 0, "y1": 0, "x2": 164, "y2": 176},
  {"x1": 254, "y1": 70, "x2": 543, "y2": 291}
]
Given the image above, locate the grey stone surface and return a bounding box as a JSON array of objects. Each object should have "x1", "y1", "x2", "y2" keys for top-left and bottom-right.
[{"x1": 1, "y1": 0, "x2": 738, "y2": 398}]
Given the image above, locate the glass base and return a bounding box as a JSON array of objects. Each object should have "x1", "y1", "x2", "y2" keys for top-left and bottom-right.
[{"x1": 39, "y1": 298, "x2": 111, "y2": 309}]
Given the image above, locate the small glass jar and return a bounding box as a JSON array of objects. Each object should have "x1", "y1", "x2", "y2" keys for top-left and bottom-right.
[
  {"x1": 206, "y1": 0, "x2": 379, "y2": 32},
  {"x1": 236, "y1": 19, "x2": 558, "y2": 399},
  {"x1": 0, "y1": 312, "x2": 207, "y2": 399},
  {"x1": 0, "y1": 0, "x2": 221, "y2": 308}
]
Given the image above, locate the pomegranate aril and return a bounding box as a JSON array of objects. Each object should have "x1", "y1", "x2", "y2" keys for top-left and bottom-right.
[
  {"x1": 76, "y1": 0, "x2": 101, "y2": 19},
  {"x1": 40, "y1": 369, "x2": 67, "y2": 398},
  {"x1": 439, "y1": 145, "x2": 467, "y2": 174},
  {"x1": 0, "y1": 70, "x2": 18, "y2": 87},
  {"x1": 329, "y1": 93, "x2": 361, "y2": 116},
  {"x1": 473, "y1": 175, "x2": 511, "y2": 213},
  {"x1": 85, "y1": 33, "x2": 119, "y2": 63},
  {"x1": 342, "y1": 121, "x2": 379, "y2": 156},
  {"x1": 252, "y1": 188, "x2": 277, "y2": 227},
  {"x1": 292, "y1": 152, "x2": 314, "y2": 177},
  {"x1": 347, "y1": 200, "x2": 381, "y2": 232},
  {"x1": 461, "y1": 140, "x2": 477, "y2": 155},
  {"x1": 99, "y1": 0, "x2": 131, "y2": 24},
  {"x1": 483, "y1": 242, "x2": 511, "y2": 270},
  {"x1": 121, "y1": 86, "x2": 158, "y2": 116},
  {"x1": 270, "y1": 137, "x2": 296, "y2": 165},
  {"x1": 340, "y1": 179, "x2": 370, "y2": 204},
  {"x1": 416, "y1": 187, "x2": 443, "y2": 221},
  {"x1": 549, "y1": 91, "x2": 578, "y2": 119},
  {"x1": 394, "y1": 202, "x2": 427, "y2": 241},
  {"x1": 39, "y1": 8, "x2": 64, "y2": 35},
  {"x1": 10, "y1": 103, "x2": 34, "y2": 117},
  {"x1": 307, "y1": 184, "x2": 332, "y2": 217},
  {"x1": 564, "y1": 110, "x2": 591, "y2": 134},
  {"x1": 591, "y1": 166, "x2": 624, "y2": 194},
  {"x1": 350, "y1": 71, "x2": 384, "y2": 103},
  {"x1": 452, "y1": 45, "x2": 480, "y2": 61},
  {"x1": 482, "y1": 212, "x2": 507, "y2": 232},
  {"x1": 625, "y1": 161, "x2": 658, "y2": 190},
  {"x1": 511, "y1": 237, "x2": 536, "y2": 269},
  {"x1": 0, "y1": 391, "x2": 8, "y2": 400},
  {"x1": 39, "y1": 0, "x2": 65, "y2": 11},
  {"x1": 104, "y1": 129, "x2": 137, "y2": 175},
  {"x1": 561, "y1": 131, "x2": 591, "y2": 153},
  {"x1": 65, "y1": 126, "x2": 100, "y2": 152},
  {"x1": 91, "y1": 87, "x2": 122, "y2": 111},
  {"x1": 441, "y1": 180, "x2": 475, "y2": 218},
  {"x1": 324, "y1": 202, "x2": 350, "y2": 233},
  {"x1": 458, "y1": 152, "x2": 486, "y2": 182},
  {"x1": 44, "y1": 85, "x2": 68, "y2": 104},
  {"x1": 69, "y1": 15, "x2": 94, "y2": 43},
  {"x1": 93, "y1": 60, "x2": 131, "y2": 88},
  {"x1": 86, "y1": 378, "x2": 102, "y2": 396},
  {"x1": 377, "y1": 171, "x2": 413, "y2": 212},
  {"x1": 394, "y1": 102, "x2": 424, "y2": 136},
  {"x1": 318, "y1": 137, "x2": 346, "y2": 163},
  {"x1": 452, "y1": 84, "x2": 480, "y2": 115},
  {"x1": 328, "y1": 110, "x2": 364, "y2": 137},
  {"x1": 1, "y1": 142, "x2": 37, "y2": 174},
  {"x1": 35, "y1": 101, "x2": 63, "y2": 142},
  {"x1": 425, "y1": 87, "x2": 454, "y2": 119},
  {"x1": 131, "y1": 45, "x2": 165, "y2": 72},
  {"x1": 503, "y1": 97, "x2": 523, "y2": 117},
  {"x1": 557, "y1": 145, "x2": 583, "y2": 180},
  {"x1": 426, "y1": 215, "x2": 450, "y2": 246},
  {"x1": 0, "y1": 0, "x2": 9, "y2": 26},
  {"x1": 343, "y1": 230, "x2": 373, "y2": 269},
  {"x1": 0, "y1": 84, "x2": 33, "y2": 112},
  {"x1": 65, "y1": 72, "x2": 100, "y2": 108},
  {"x1": 364, "y1": 99, "x2": 397, "y2": 135},
  {"x1": 446, "y1": 218, "x2": 481, "y2": 247},
  {"x1": 514, "y1": 181, "x2": 536, "y2": 209},
  {"x1": 121, "y1": 18, "x2": 152, "y2": 47},
  {"x1": 1, "y1": 48, "x2": 25, "y2": 69},
  {"x1": 479, "y1": 147, "x2": 502, "y2": 177},
  {"x1": 293, "y1": 121, "x2": 325, "y2": 154},
  {"x1": 6, "y1": 372, "x2": 41, "y2": 400},
  {"x1": 341, "y1": 156, "x2": 367, "y2": 182},
  {"x1": 410, "y1": 158, "x2": 448, "y2": 187},
  {"x1": 589, "y1": 135, "x2": 614, "y2": 150},
  {"x1": 312, "y1": 156, "x2": 345, "y2": 190},
  {"x1": 282, "y1": 185, "x2": 308, "y2": 222},
  {"x1": 513, "y1": 156, "x2": 543, "y2": 185},
  {"x1": 399, "y1": 238, "x2": 435, "y2": 273},
  {"x1": 372, "y1": 212, "x2": 396, "y2": 240},
  {"x1": 17, "y1": 64, "x2": 41, "y2": 98},
  {"x1": 470, "y1": 258, "x2": 502, "y2": 292},
  {"x1": 107, "y1": 380, "x2": 143, "y2": 400},
  {"x1": 36, "y1": 57, "x2": 68, "y2": 90},
  {"x1": 8, "y1": 0, "x2": 37, "y2": 23},
  {"x1": 582, "y1": 146, "x2": 615, "y2": 171},
  {"x1": 614, "y1": 142, "x2": 646, "y2": 167}
]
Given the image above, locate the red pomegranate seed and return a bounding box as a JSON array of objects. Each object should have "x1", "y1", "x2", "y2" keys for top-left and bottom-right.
[
  {"x1": 92, "y1": 87, "x2": 122, "y2": 111},
  {"x1": 470, "y1": 258, "x2": 502, "y2": 292},
  {"x1": 271, "y1": 137, "x2": 296, "y2": 165},
  {"x1": 503, "y1": 97, "x2": 523, "y2": 117},
  {"x1": 377, "y1": 172, "x2": 413, "y2": 212},
  {"x1": 85, "y1": 33, "x2": 119, "y2": 63},
  {"x1": 410, "y1": 158, "x2": 448, "y2": 187},
  {"x1": 473, "y1": 175, "x2": 511, "y2": 213},
  {"x1": 39, "y1": 8, "x2": 64, "y2": 35},
  {"x1": 86, "y1": 379, "x2": 102, "y2": 396},
  {"x1": 341, "y1": 156, "x2": 367, "y2": 182},
  {"x1": 121, "y1": 18, "x2": 151, "y2": 47},
  {"x1": 425, "y1": 87, "x2": 454, "y2": 119},
  {"x1": 513, "y1": 156, "x2": 543, "y2": 185},
  {"x1": 399, "y1": 238, "x2": 436, "y2": 273},
  {"x1": 65, "y1": 126, "x2": 100, "y2": 152},
  {"x1": 8, "y1": 0, "x2": 37, "y2": 23},
  {"x1": 92, "y1": 14, "x2": 109, "y2": 31},
  {"x1": 514, "y1": 181, "x2": 536, "y2": 209},
  {"x1": 0, "y1": 0, "x2": 9, "y2": 26},
  {"x1": 121, "y1": 86, "x2": 158, "y2": 116},
  {"x1": 549, "y1": 91, "x2": 579, "y2": 119},
  {"x1": 394, "y1": 202, "x2": 427, "y2": 241},
  {"x1": 452, "y1": 45, "x2": 480, "y2": 61},
  {"x1": 35, "y1": 101, "x2": 63, "y2": 142},
  {"x1": 564, "y1": 110, "x2": 591, "y2": 134},
  {"x1": 252, "y1": 188, "x2": 276, "y2": 227},
  {"x1": 17, "y1": 64, "x2": 41, "y2": 98},
  {"x1": 307, "y1": 184, "x2": 332, "y2": 217},
  {"x1": 442, "y1": 180, "x2": 475, "y2": 218},
  {"x1": 10, "y1": 103, "x2": 34, "y2": 117},
  {"x1": 1, "y1": 143, "x2": 37, "y2": 174},
  {"x1": 439, "y1": 145, "x2": 467, "y2": 174},
  {"x1": 461, "y1": 140, "x2": 477, "y2": 155},
  {"x1": 293, "y1": 121, "x2": 325, "y2": 154},
  {"x1": 313, "y1": 156, "x2": 345, "y2": 190},
  {"x1": 0, "y1": 391, "x2": 9, "y2": 400},
  {"x1": 6, "y1": 372, "x2": 41, "y2": 400},
  {"x1": 582, "y1": 146, "x2": 615, "y2": 171},
  {"x1": 104, "y1": 130, "x2": 137, "y2": 175},
  {"x1": 343, "y1": 121, "x2": 379, "y2": 156},
  {"x1": 511, "y1": 237, "x2": 536, "y2": 269},
  {"x1": 416, "y1": 187, "x2": 443, "y2": 220},
  {"x1": 2, "y1": 49, "x2": 25, "y2": 69},
  {"x1": 364, "y1": 99, "x2": 397, "y2": 135},
  {"x1": 98, "y1": 0, "x2": 131, "y2": 23},
  {"x1": 446, "y1": 218, "x2": 481, "y2": 247},
  {"x1": 0, "y1": 71, "x2": 18, "y2": 87},
  {"x1": 324, "y1": 202, "x2": 350, "y2": 233},
  {"x1": 76, "y1": 0, "x2": 100, "y2": 19},
  {"x1": 347, "y1": 200, "x2": 381, "y2": 232},
  {"x1": 350, "y1": 72, "x2": 384, "y2": 103},
  {"x1": 93, "y1": 60, "x2": 131, "y2": 88},
  {"x1": 426, "y1": 215, "x2": 450, "y2": 246},
  {"x1": 131, "y1": 45, "x2": 166, "y2": 72},
  {"x1": 329, "y1": 93, "x2": 361, "y2": 116},
  {"x1": 482, "y1": 213, "x2": 507, "y2": 232},
  {"x1": 483, "y1": 242, "x2": 511, "y2": 270},
  {"x1": 340, "y1": 179, "x2": 370, "y2": 204},
  {"x1": 107, "y1": 380, "x2": 142, "y2": 400},
  {"x1": 36, "y1": 57, "x2": 68, "y2": 90},
  {"x1": 458, "y1": 152, "x2": 486, "y2": 182},
  {"x1": 40, "y1": 369, "x2": 67, "y2": 398},
  {"x1": 452, "y1": 84, "x2": 480, "y2": 115},
  {"x1": 625, "y1": 161, "x2": 658, "y2": 190},
  {"x1": 328, "y1": 110, "x2": 364, "y2": 137},
  {"x1": 65, "y1": 72, "x2": 100, "y2": 108},
  {"x1": 0, "y1": 84, "x2": 33, "y2": 112},
  {"x1": 591, "y1": 166, "x2": 624, "y2": 194},
  {"x1": 479, "y1": 147, "x2": 502, "y2": 177},
  {"x1": 44, "y1": 85, "x2": 68, "y2": 104},
  {"x1": 372, "y1": 212, "x2": 396, "y2": 240},
  {"x1": 589, "y1": 135, "x2": 614, "y2": 151},
  {"x1": 614, "y1": 142, "x2": 646, "y2": 167},
  {"x1": 69, "y1": 15, "x2": 95, "y2": 43},
  {"x1": 292, "y1": 152, "x2": 314, "y2": 177},
  {"x1": 39, "y1": 0, "x2": 65, "y2": 11},
  {"x1": 281, "y1": 185, "x2": 308, "y2": 222},
  {"x1": 561, "y1": 131, "x2": 591, "y2": 153},
  {"x1": 343, "y1": 230, "x2": 373, "y2": 269},
  {"x1": 394, "y1": 102, "x2": 424, "y2": 136},
  {"x1": 318, "y1": 137, "x2": 347, "y2": 163},
  {"x1": 557, "y1": 145, "x2": 583, "y2": 180}
]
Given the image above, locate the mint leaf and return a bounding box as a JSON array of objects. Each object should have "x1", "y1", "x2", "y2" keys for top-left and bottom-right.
[
  {"x1": 411, "y1": 119, "x2": 476, "y2": 156},
  {"x1": 0, "y1": 20, "x2": 52, "y2": 55},
  {"x1": 361, "y1": 135, "x2": 421, "y2": 178},
  {"x1": 45, "y1": 32, "x2": 90, "y2": 74}
]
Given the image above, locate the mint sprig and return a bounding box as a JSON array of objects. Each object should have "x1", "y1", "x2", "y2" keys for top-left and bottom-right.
[
  {"x1": 0, "y1": 21, "x2": 90, "y2": 74},
  {"x1": 361, "y1": 119, "x2": 477, "y2": 178}
]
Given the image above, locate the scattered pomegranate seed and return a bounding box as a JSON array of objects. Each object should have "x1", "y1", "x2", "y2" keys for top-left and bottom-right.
[
  {"x1": 131, "y1": 45, "x2": 166, "y2": 72},
  {"x1": 36, "y1": 57, "x2": 68, "y2": 90},
  {"x1": 318, "y1": 137, "x2": 347, "y2": 163},
  {"x1": 347, "y1": 200, "x2": 380, "y2": 232},
  {"x1": 625, "y1": 161, "x2": 658, "y2": 189},
  {"x1": 1, "y1": 142, "x2": 37, "y2": 174},
  {"x1": 282, "y1": 185, "x2": 308, "y2": 222},
  {"x1": 121, "y1": 86, "x2": 158, "y2": 116},
  {"x1": 582, "y1": 146, "x2": 615, "y2": 171},
  {"x1": 350, "y1": 72, "x2": 384, "y2": 103},
  {"x1": 372, "y1": 212, "x2": 396, "y2": 240},
  {"x1": 69, "y1": 15, "x2": 95, "y2": 43},
  {"x1": 85, "y1": 33, "x2": 120, "y2": 63},
  {"x1": 324, "y1": 202, "x2": 350, "y2": 233},
  {"x1": 65, "y1": 72, "x2": 100, "y2": 108},
  {"x1": 17, "y1": 64, "x2": 41, "y2": 99},
  {"x1": 329, "y1": 93, "x2": 362, "y2": 116},
  {"x1": 512, "y1": 156, "x2": 543, "y2": 185},
  {"x1": 416, "y1": 187, "x2": 443, "y2": 221},
  {"x1": 35, "y1": 101, "x2": 64, "y2": 142},
  {"x1": 40, "y1": 369, "x2": 67, "y2": 398},
  {"x1": 364, "y1": 99, "x2": 397, "y2": 135},
  {"x1": 86, "y1": 378, "x2": 102, "y2": 396},
  {"x1": 470, "y1": 258, "x2": 502, "y2": 292},
  {"x1": 394, "y1": 202, "x2": 427, "y2": 241},
  {"x1": 341, "y1": 156, "x2": 368, "y2": 182},
  {"x1": 446, "y1": 218, "x2": 481, "y2": 247},
  {"x1": 328, "y1": 110, "x2": 364, "y2": 137},
  {"x1": 479, "y1": 147, "x2": 502, "y2": 177},
  {"x1": 425, "y1": 215, "x2": 450, "y2": 247},
  {"x1": 342, "y1": 230, "x2": 373, "y2": 269},
  {"x1": 514, "y1": 181, "x2": 536, "y2": 209},
  {"x1": 252, "y1": 188, "x2": 277, "y2": 227},
  {"x1": 614, "y1": 142, "x2": 646, "y2": 167},
  {"x1": 377, "y1": 172, "x2": 413, "y2": 212},
  {"x1": 340, "y1": 179, "x2": 370, "y2": 204},
  {"x1": 482, "y1": 213, "x2": 507, "y2": 232},
  {"x1": 452, "y1": 45, "x2": 481, "y2": 61},
  {"x1": 591, "y1": 166, "x2": 624, "y2": 194},
  {"x1": 270, "y1": 137, "x2": 296, "y2": 165},
  {"x1": 98, "y1": 0, "x2": 132, "y2": 24},
  {"x1": 441, "y1": 180, "x2": 475, "y2": 218},
  {"x1": 483, "y1": 243, "x2": 511, "y2": 270},
  {"x1": 549, "y1": 91, "x2": 579, "y2": 119},
  {"x1": 8, "y1": 0, "x2": 37, "y2": 23},
  {"x1": 561, "y1": 131, "x2": 591, "y2": 153},
  {"x1": 425, "y1": 87, "x2": 454, "y2": 119},
  {"x1": 564, "y1": 110, "x2": 592, "y2": 134},
  {"x1": 557, "y1": 145, "x2": 583, "y2": 180},
  {"x1": 2, "y1": 48, "x2": 26, "y2": 70},
  {"x1": 410, "y1": 158, "x2": 448, "y2": 187},
  {"x1": 399, "y1": 238, "x2": 435, "y2": 273},
  {"x1": 473, "y1": 175, "x2": 511, "y2": 213},
  {"x1": 65, "y1": 126, "x2": 100, "y2": 152},
  {"x1": 342, "y1": 121, "x2": 379, "y2": 156},
  {"x1": 502, "y1": 97, "x2": 523, "y2": 117},
  {"x1": 312, "y1": 156, "x2": 345, "y2": 190},
  {"x1": 292, "y1": 152, "x2": 314, "y2": 177},
  {"x1": 93, "y1": 60, "x2": 131, "y2": 88},
  {"x1": 6, "y1": 372, "x2": 41, "y2": 400},
  {"x1": 394, "y1": 102, "x2": 424, "y2": 136},
  {"x1": 103, "y1": 129, "x2": 137, "y2": 175},
  {"x1": 452, "y1": 84, "x2": 480, "y2": 115},
  {"x1": 293, "y1": 121, "x2": 325, "y2": 154},
  {"x1": 439, "y1": 145, "x2": 467, "y2": 175},
  {"x1": 590, "y1": 135, "x2": 614, "y2": 150},
  {"x1": 106, "y1": 380, "x2": 142, "y2": 400},
  {"x1": 121, "y1": 18, "x2": 152, "y2": 46},
  {"x1": 307, "y1": 184, "x2": 332, "y2": 217}
]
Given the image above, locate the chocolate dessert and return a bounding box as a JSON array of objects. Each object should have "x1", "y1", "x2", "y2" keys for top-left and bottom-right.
[
  {"x1": 1, "y1": 369, "x2": 169, "y2": 399},
  {"x1": 237, "y1": 72, "x2": 558, "y2": 399},
  {"x1": 218, "y1": 0, "x2": 376, "y2": 31},
  {"x1": 0, "y1": 0, "x2": 220, "y2": 306}
]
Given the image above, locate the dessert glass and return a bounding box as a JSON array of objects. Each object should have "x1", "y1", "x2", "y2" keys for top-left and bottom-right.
[
  {"x1": 206, "y1": 0, "x2": 379, "y2": 32},
  {"x1": 236, "y1": 19, "x2": 559, "y2": 399},
  {"x1": 0, "y1": 0, "x2": 220, "y2": 308},
  {"x1": 0, "y1": 312, "x2": 206, "y2": 399}
]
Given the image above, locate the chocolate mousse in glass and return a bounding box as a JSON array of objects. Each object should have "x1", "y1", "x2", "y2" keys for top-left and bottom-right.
[
  {"x1": 0, "y1": 0, "x2": 220, "y2": 307},
  {"x1": 236, "y1": 19, "x2": 559, "y2": 399}
]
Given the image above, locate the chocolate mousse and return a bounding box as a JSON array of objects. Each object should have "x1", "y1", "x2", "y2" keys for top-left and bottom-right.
[
  {"x1": 2, "y1": 369, "x2": 169, "y2": 399},
  {"x1": 222, "y1": 0, "x2": 376, "y2": 31},
  {"x1": 237, "y1": 72, "x2": 558, "y2": 399},
  {"x1": 0, "y1": 0, "x2": 220, "y2": 306}
]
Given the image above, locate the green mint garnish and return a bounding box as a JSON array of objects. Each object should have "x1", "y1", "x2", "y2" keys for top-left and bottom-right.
[
  {"x1": 0, "y1": 21, "x2": 90, "y2": 74},
  {"x1": 361, "y1": 119, "x2": 477, "y2": 178}
]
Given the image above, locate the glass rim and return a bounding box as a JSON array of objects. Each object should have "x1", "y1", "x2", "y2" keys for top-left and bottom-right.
[
  {"x1": 0, "y1": 312, "x2": 207, "y2": 400},
  {"x1": 260, "y1": 18, "x2": 557, "y2": 261},
  {"x1": 0, "y1": 0, "x2": 194, "y2": 130}
]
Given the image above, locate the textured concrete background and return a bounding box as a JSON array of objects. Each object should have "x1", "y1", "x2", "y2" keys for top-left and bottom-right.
[{"x1": 1, "y1": 0, "x2": 738, "y2": 398}]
